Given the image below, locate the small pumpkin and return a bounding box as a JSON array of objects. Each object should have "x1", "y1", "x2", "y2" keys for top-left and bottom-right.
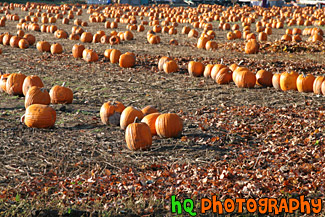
[
  {"x1": 23, "y1": 34, "x2": 35, "y2": 45},
  {"x1": 256, "y1": 70, "x2": 273, "y2": 87},
  {"x1": 36, "y1": 41, "x2": 51, "y2": 52},
  {"x1": 158, "y1": 55, "x2": 172, "y2": 71},
  {"x1": 141, "y1": 112, "x2": 160, "y2": 136},
  {"x1": 280, "y1": 70, "x2": 299, "y2": 91},
  {"x1": 0, "y1": 73, "x2": 10, "y2": 92},
  {"x1": 50, "y1": 43, "x2": 63, "y2": 54},
  {"x1": 80, "y1": 32, "x2": 93, "y2": 43},
  {"x1": 245, "y1": 39, "x2": 259, "y2": 54},
  {"x1": 233, "y1": 67, "x2": 256, "y2": 88},
  {"x1": 119, "y1": 52, "x2": 136, "y2": 68},
  {"x1": 49, "y1": 83, "x2": 73, "y2": 104},
  {"x1": 109, "y1": 35, "x2": 120, "y2": 45},
  {"x1": 82, "y1": 49, "x2": 98, "y2": 63},
  {"x1": 72, "y1": 44, "x2": 85, "y2": 59},
  {"x1": 110, "y1": 49, "x2": 121, "y2": 64},
  {"x1": 125, "y1": 118, "x2": 152, "y2": 151},
  {"x1": 120, "y1": 106, "x2": 144, "y2": 130},
  {"x1": 22, "y1": 104, "x2": 56, "y2": 128},
  {"x1": 210, "y1": 61, "x2": 226, "y2": 80},
  {"x1": 215, "y1": 67, "x2": 233, "y2": 84},
  {"x1": 155, "y1": 113, "x2": 183, "y2": 138},
  {"x1": 188, "y1": 61, "x2": 204, "y2": 77},
  {"x1": 22, "y1": 75, "x2": 44, "y2": 96},
  {"x1": 141, "y1": 105, "x2": 158, "y2": 116},
  {"x1": 203, "y1": 64, "x2": 214, "y2": 78},
  {"x1": 6, "y1": 72, "x2": 27, "y2": 95},
  {"x1": 100, "y1": 100, "x2": 125, "y2": 125},
  {"x1": 18, "y1": 39, "x2": 29, "y2": 49},
  {"x1": 272, "y1": 72, "x2": 281, "y2": 90},
  {"x1": 313, "y1": 76, "x2": 325, "y2": 95},
  {"x1": 163, "y1": 60, "x2": 178, "y2": 74},
  {"x1": 296, "y1": 73, "x2": 315, "y2": 93},
  {"x1": 25, "y1": 86, "x2": 50, "y2": 108}
]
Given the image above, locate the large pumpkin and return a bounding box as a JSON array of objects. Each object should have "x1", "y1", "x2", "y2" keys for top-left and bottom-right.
[
  {"x1": 125, "y1": 120, "x2": 152, "y2": 151},
  {"x1": 155, "y1": 113, "x2": 183, "y2": 138},
  {"x1": 72, "y1": 44, "x2": 85, "y2": 58},
  {"x1": 22, "y1": 104, "x2": 56, "y2": 128},
  {"x1": 25, "y1": 86, "x2": 51, "y2": 108},
  {"x1": 120, "y1": 106, "x2": 144, "y2": 130},
  {"x1": 215, "y1": 67, "x2": 233, "y2": 84},
  {"x1": 100, "y1": 100, "x2": 125, "y2": 125},
  {"x1": 158, "y1": 56, "x2": 172, "y2": 71},
  {"x1": 141, "y1": 105, "x2": 158, "y2": 116},
  {"x1": 6, "y1": 73, "x2": 27, "y2": 95}
]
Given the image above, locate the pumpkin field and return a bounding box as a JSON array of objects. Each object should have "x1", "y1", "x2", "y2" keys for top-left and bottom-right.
[{"x1": 0, "y1": 1, "x2": 324, "y2": 216}]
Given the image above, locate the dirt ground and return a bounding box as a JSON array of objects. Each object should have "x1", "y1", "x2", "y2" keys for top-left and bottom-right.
[{"x1": 0, "y1": 4, "x2": 324, "y2": 216}]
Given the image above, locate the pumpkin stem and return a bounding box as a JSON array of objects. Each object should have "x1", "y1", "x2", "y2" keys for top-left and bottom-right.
[
  {"x1": 238, "y1": 60, "x2": 244, "y2": 66},
  {"x1": 109, "y1": 45, "x2": 112, "y2": 49},
  {"x1": 62, "y1": 82, "x2": 66, "y2": 87},
  {"x1": 134, "y1": 116, "x2": 139, "y2": 123},
  {"x1": 220, "y1": 58, "x2": 224, "y2": 65},
  {"x1": 167, "y1": 51, "x2": 170, "y2": 57}
]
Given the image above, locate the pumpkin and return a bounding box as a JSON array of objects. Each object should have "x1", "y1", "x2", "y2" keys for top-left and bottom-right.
[
  {"x1": 188, "y1": 61, "x2": 204, "y2": 77},
  {"x1": 22, "y1": 104, "x2": 56, "y2": 128},
  {"x1": 125, "y1": 119, "x2": 152, "y2": 151},
  {"x1": 281, "y1": 34, "x2": 292, "y2": 41},
  {"x1": 92, "y1": 33, "x2": 101, "y2": 43},
  {"x1": 2, "y1": 33, "x2": 12, "y2": 46},
  {"x1": 120, "y1": 106, "x2": 144, "y2": 130},
  {"x1": 104, "y1": 49, "x2": 112, "y2": 59},
  {"x1": 163, "y1": 60, "x2": 178, "y2": 74},
  {"x1": 203, "y1": 64, "x2": 214, "y2": 78},
  {"x1": 322, "y1": 80, "x2": 325, "y2": 95},
  {"x1": 141, "y1": 112, "x2": 160, "y2": 135},
  {"x1": 155, "y1": 113, "x2": 183, "y2": 138},
  {"x1": 292, "y1": 35, "x2": 302, "y2": 42},
  {"x1": 110, "y1": 49, "x2": 121, "y2": 64},
  {"x1": 23, "y1": 34, "x2": 35, "y2": 45},
  {"x1": 158, "y1": 55, "x2": 172, "y2": 71},
  {"x1": 211, "y1": 62, "x2": 226, "y2": 80},
  {"x1": 100, "y1": 100, "x2": 125, "y2": 125},
  {"x1": 22, "y1": 75, "x2": 44, "y2": 96},
  {"x1": 141, "y1": 105, "x2": 158, "y2": 116},
  {"x1": 100, "y1": 35, "x2": 110, "y2": 44},
  {"x1": 119, "y1": 52, "x2": 136, "y2": 68},
  {"x1": 296, "y1": 73, "x2": 315, "y2": 93},
  {"x1": 169, "y1": 39, "x2": 178, "y2": 45},
  {"x1": 233, "y1": 67, "x2": 256, "y2": 88},
  {"x1": 258, "y1": 32, "x2": 267, "y2": 41},
  {"x1": 272, "y1": 72, "x2": 281, "y2": 90},
  {"x1": 49, "y1": 83, "x2": 73, "y2": 104},
  {"x1": 80, "y1": 32, "x2": 93, "y2": 43},
  {"x1": 197, "y1": 36, "x2": 209, "y2": 49},
  {"x1": 6, "y1": 73, "x2": 26, "y2": 95},
  {"x1": 50, "y1": 43, "x2": 63, "y2": 54},
  {"x1": 215, "y1": 67, "x2": 233, "y2": 84},
  {"x1": 25, "y1": 86, "x2": 50, "y2": 108},
  {"x1": 124, "y1": 31, "x2": 134, "y2": 40},
  {"x1": 82, "y1": 49, "x2": 98, "y2": 63},
  {"x1": 9, "y1": 36, "x2": 21, "y2": 48},
  {"x1": 313, "y1": 76, "x2": 325, "y2": 95},
  {"x1": 205, "y1": 41, "x2": 218, "y2": 51},
  {"x1": 18, "y1": 39, "x2": 29, "y2": 49},
  {"x1": 109, "y1": 35, "x2": 120, "y2": 45},
  {"x1": 36, "y1": 41, "x2": 51, "y2": 52},
  {"x1": 245, "y1": 39, "x2": 259, "y2": 54},
  {"x1": 256, "y1": 70, "x2": 273, "y2": 87},
  {"x1": 0, "y1": 73, "x2": 10, "y2": 92},
  {"x1": 54, "y1": 30, "x2": 68, "y2": 39},
  {"x1": 280, "y1": 70, "x2": 299, "y2": 91},
  {"x1": 72, "y1": 44, "x2": 85, "y2": 58},
  {"x1": 227, "y1": 32, "x2": 235, "y2": 40}
]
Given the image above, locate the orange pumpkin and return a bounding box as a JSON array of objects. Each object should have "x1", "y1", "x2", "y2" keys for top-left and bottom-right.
[
  {"x1": 280, "y1": 70, "x2": 299, "y2": 91},
  {"x1": 296, "y1": 73, "x2": 315, "y2": 92},
  {"x1": 188, "y1": 61, "x2": 204, "y2": 77}
]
